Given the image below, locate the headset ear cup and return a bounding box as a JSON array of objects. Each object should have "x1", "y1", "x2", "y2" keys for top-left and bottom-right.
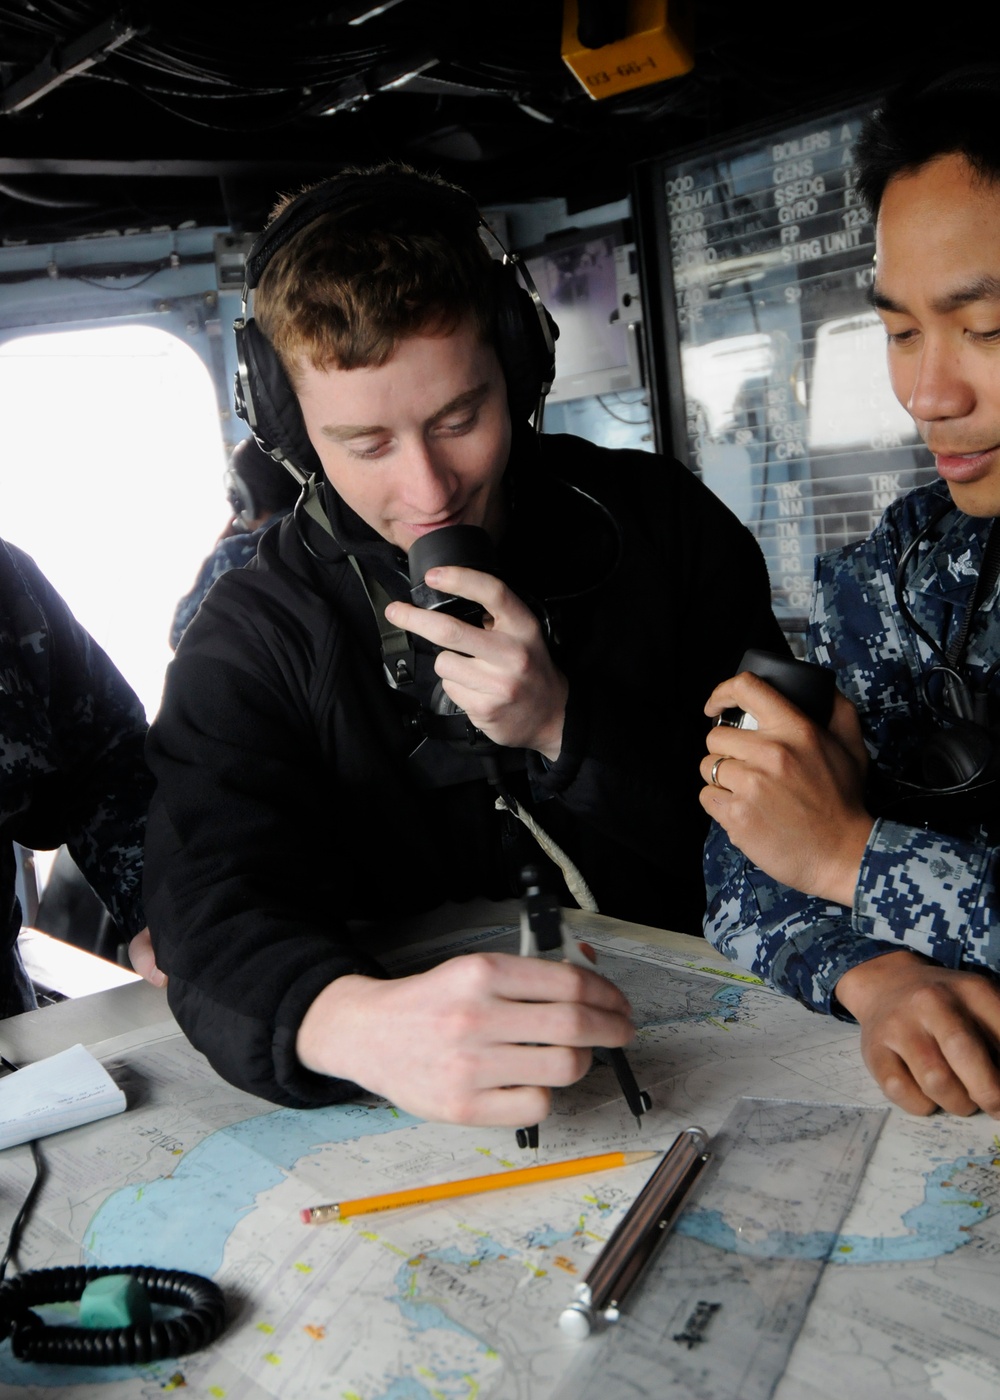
[
  {"x1": 491, "y1": 262, "x2": 558, "y2": 422},
  {"x1": 234, "y1": 318, "x2": 322, "y2": 477},
  {"x1": 920, "y1": 720, "x2": 994, "y2": 789}
]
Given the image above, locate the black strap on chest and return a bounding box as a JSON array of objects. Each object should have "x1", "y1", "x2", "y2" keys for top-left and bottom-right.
[{"x1": 298, "y1": 477, "x2": 416, "y2": 690}]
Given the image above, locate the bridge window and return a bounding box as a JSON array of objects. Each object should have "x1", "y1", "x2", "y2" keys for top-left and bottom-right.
[{"x1": 0, "y1": 324, "x2": 228, "y2": 719}]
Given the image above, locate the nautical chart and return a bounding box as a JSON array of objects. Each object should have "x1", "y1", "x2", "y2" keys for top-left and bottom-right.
[{"x1": 1, "y1": 919, "x2": 999, "y2": 1399}]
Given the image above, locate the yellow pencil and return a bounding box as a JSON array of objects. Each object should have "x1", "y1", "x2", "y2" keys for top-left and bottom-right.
[{"x1": 299, "y1": 1149, "x2": 659, "y2": 1223}]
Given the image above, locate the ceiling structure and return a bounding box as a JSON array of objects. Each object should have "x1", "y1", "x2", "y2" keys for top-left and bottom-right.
[{"x1": 0, "y1": 2, "x2": 982, "y2": 247}]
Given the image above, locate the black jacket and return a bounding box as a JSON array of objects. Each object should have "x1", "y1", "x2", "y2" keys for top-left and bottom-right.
[{"x1": 144, "y1": 432, "x2": 784, "y2": 1104}]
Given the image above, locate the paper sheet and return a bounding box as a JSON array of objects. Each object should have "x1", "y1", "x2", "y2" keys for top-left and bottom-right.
[{"x1": 0, "y1": 1041, "x2": 126, "y2": 1150}]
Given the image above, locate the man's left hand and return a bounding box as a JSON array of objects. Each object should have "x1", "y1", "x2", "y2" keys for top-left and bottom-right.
[
  {"x1": 384, "y1": 565, "x2": 567, "y2": 760},
  {"x1": 699, "y1": 671, "x2": 873, "y2": 907},
  {"x1": 836, "y1": 951, "x2": 1000, "y2": 1118},
  {"x1": 128, "y1": 928, "x2": 167, "y2": 988}
]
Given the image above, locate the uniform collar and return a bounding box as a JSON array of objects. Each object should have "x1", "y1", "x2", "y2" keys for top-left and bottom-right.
[
  {"x1": 903, "y1": 503, "x2": 999, "y2": 662},
  {"x1": 908, "y1": 507, "x2": 992, "y2": 600}
]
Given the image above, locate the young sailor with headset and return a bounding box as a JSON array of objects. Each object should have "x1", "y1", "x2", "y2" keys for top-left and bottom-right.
[
  {"x1": 143, "y1": 162, "x2": 784, "y2": 1121},
  {"x1": 700, "y1": 69, "x2": 1000, "y2": 1122}
]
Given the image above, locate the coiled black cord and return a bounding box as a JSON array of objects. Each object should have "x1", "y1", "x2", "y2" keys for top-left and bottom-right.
[
  {"x1": 0, "y1": 1057, "x2": 226, "y2": 1368},
  {"x1": 0, "y1": 1263, "x2": 226, "y2": 1366}
]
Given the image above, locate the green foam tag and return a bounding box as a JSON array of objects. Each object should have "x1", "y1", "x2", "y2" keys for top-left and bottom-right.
[{"x1": 79, "y1": 1274, "x2": 152, "y2": 1329}]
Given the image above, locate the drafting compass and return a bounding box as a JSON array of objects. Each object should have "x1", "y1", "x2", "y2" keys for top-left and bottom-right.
[{"x1": 516, "y1": 866, "x2": 652, "y2": 1150}]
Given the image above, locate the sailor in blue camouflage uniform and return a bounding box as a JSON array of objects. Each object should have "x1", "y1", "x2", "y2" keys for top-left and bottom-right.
[
  {"x1": 703, "y1": 478, "x2": 1000, "y2": 1008},
  {"x1": 0, "y1": 538, "x2": 154, "y2": 1015},
  {"x1": 169, "y1": 436, "x2": 299, "y2": 649},
  {"x1": 698, "y1": 68, "x2": 1000, "y2": 1120}
]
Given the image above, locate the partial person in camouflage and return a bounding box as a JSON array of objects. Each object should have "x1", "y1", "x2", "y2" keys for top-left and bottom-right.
[
  {"x1": 699, "y1": 67, "x2": 1000, "y2": 1119},
  {"x1": 169, "y1": 435, "x2": 300, "y2": 649},
  {"x1": 0, "y1": 538, "x2": 160, "y2": 1015}
]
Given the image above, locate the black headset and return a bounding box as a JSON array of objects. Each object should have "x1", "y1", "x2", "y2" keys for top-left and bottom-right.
[
  {"x1": 232, "y1": 169, "x2": 558, "y2": 483},
  {"x1": 223, "y1": 461, "x2": 256, "y2": 529},
  {"x1": 892, "y1": 500, "x2": 1000, "y2": 794}
]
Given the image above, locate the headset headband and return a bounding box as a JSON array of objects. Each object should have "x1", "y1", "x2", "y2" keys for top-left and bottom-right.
[
  {"x1": 243, "y1": 171, "x2": 481, "y2": 291},
  {"x1": 233, "y1": 166, "x2": 558, "y2": 479}
]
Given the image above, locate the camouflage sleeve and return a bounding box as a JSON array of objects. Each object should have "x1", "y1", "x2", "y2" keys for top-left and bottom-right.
[
  {"x1": 53, "y1": 638, "x2": 152, "y2": 938},
  {"x1": 854, "y1": 818, "x2": 998, "y2": 971},
  {"x1": 704, "y1": 807, "x2": 1000, "y2": 1013},
  {"x1": 6, "y1": 546, "x2": 152, "y2": 936},
  {"x1": 703, "y1": 819, "x2": 899, "y2": 1016}
]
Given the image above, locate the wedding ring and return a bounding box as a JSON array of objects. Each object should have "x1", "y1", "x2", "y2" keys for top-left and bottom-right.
[{"x1": 710, "y1": 756, "x2": 729, "y2": 789}]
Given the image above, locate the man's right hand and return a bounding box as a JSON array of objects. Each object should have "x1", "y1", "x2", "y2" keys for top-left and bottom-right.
[
  {"x1": 295, "y1": 952, "x2": 634, "y2": 1125},
  {"x1": 384, "y1": 567, "x2": 569, "y2": 762},
  {"x1": 835, "y1": 950, "x2": 1000, "y2": 1117},
  {"x1": 700, "y1": 675, "x2": 872, "y2": 909}
]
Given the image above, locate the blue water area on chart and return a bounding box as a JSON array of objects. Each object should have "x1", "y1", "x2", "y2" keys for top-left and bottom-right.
[
  {"x1": 675, "y1": 1152, "x2": 995, "y2": 1266},
  {"x1": 0, "y1": 1100, "x2": 420, "y2": 1390}
]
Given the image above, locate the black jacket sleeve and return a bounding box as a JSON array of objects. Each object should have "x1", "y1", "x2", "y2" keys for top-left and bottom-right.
[{"x1": 145, "y1": 580, "x2": 389, "y2": 1107}]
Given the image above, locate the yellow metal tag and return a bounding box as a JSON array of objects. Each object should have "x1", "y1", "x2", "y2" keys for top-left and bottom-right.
[{"x1": 561, "y1": 0, "x2": 694, "y2": 101}]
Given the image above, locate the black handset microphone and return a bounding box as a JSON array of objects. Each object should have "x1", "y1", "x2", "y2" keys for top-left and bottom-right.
[
  {"x1": 717, "y1": 648, "x2": 837, "y2": 730},
  {"x1": 407, "y1": 524, "x2": 500, "y2": 750},
  {"x1": 408, "y1": 524, "x2": 498, "y2": 620},
  {"x1": 892, "y1": 505, "x2": 1000, "y2": 795}
]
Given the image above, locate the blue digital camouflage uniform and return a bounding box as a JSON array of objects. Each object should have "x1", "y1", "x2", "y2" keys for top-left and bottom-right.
[
  {"x1": 0, "y1": 540, "x2": 151, "y2": 1016},
  {"x1": 169, "y1": 509, "x2": 292, "y2": 650},
  {"x1": 704, "y1": 477, "x2": 1000, "y2": 1017}
]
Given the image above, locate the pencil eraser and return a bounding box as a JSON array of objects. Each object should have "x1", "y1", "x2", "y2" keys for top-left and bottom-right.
[
  {"x1": 79, "y1": 1273, "x2": 152, "y2": 1328},
  {"x1": 300, "y1": 1207, "x2": 312, "y2": 1224}
]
